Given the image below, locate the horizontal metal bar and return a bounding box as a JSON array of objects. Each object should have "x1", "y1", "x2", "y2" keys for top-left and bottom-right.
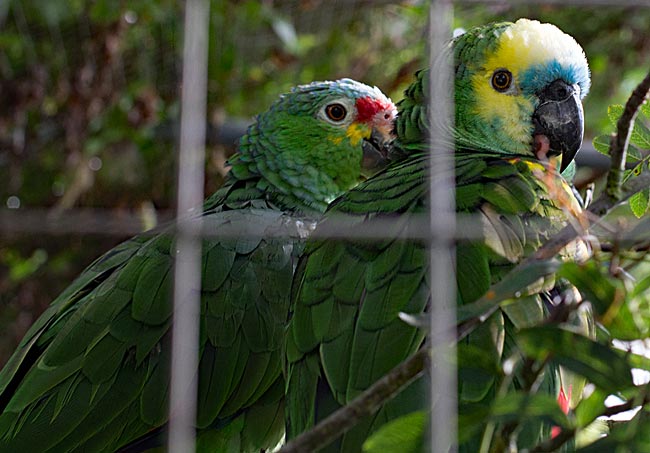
[
  {"x1": 0, "y1": 208, "x2": 174, "y2": 236},
  {"x1": 457, "y1": 0, "x2": 650, "y2": 6},
  {"x1": 0, "y1": 208, "x2": 471, "y2": 239},
  {"x1": 0, "y1": 208, "x2": 591, "y2": 243}
]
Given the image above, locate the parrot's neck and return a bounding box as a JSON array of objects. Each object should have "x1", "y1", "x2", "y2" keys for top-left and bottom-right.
[{"x1": 204, "y1": 153, "x2": 327, "y2": 216}]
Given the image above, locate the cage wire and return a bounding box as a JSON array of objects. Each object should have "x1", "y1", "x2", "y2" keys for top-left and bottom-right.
[
  {"x1": 168, "y1": 0, "x2": 209, "y2": 451},
  {"x1": 2, "y1": 0, "x2": 650, "y2": 452}
]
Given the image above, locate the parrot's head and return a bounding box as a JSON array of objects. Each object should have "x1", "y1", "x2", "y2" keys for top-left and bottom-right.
[
  {"x1": 396, "y1": 19, "x2": 590, "y2": 172},
  {"x1": 232, "y1": 79, "x2": 396, "y2": 211},
  {"x1": 454, "y1": 18, "x2": 590, "y2": 171}
]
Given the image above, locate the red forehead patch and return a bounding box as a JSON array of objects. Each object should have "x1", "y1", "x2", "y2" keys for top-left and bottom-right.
[{"x1": 355, "y1": 96, "x2": 393, "y2": 123}]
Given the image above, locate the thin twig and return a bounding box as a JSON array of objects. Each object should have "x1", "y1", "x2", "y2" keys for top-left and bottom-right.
[{"x1": 279, "y1": 349, "x2": 428, "y2": 453}]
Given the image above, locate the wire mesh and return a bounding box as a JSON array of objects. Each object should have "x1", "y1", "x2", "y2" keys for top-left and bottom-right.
[{"x1": 2, "y1": 1, "x2": 650, "y2": 452}]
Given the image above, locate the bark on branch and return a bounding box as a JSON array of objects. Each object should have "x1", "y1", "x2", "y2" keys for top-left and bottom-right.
[{"x1": 605, "y1": 69, "x2": 650, "y2": 201}]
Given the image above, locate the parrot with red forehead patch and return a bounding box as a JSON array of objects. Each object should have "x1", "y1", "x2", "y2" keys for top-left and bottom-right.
[
  {"x1": 286, "y1": 19, "x2": 592, "y2": 451},
  {"x1": 0, "y1": 79, "x2": 396, "y2": 452}
]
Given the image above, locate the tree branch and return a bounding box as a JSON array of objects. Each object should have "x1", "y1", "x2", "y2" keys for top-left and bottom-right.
[
  {"x1": 605, "y1": 69, "x2": 650, "y2": 201},
  {"x1": 279, "y1": 349, "x2": 428, "y2": 453}
]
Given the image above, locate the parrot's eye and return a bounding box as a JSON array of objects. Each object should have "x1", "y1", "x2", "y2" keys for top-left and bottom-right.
[
  {"x1": 325, "y1": 103, "x2": 347, "y2": 122},
  {"x1": 491, "y1": 70, "x2": 512, "y2": 92}
]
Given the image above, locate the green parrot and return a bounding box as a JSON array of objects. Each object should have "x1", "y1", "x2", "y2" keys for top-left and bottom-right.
[
  {"x1": 0, "y1": 79, "x2": 396, "y2": 452},
  {"x1": 285, "y1": 19, "x2": 591, "y2": 452}
]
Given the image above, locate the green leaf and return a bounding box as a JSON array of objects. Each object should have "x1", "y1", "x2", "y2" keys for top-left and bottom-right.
[
  {"x1": 631, "y1": 273, "x2": 650, "y2": 298},
  {"x1": 608, "y1": 104, "x2": 624, "y2": 127},
  {"x1": 608, "y1": 302, "x2": 646, "y2": 341},
  {"x1": 641, "y1": 99, "x2": 650, "y2": 118},
  {"x1": 559, "y1": 259, "x2": 650, "y2": 340},
  {"x1": 458, "y1": 392, "x2": 572, "y2": 449},
  {"x1": 630, "y1": 99, "x2": 650, "y2": 149},
  {"x1": 627, "y1": 161, "x2": 645, "y2": 182},
  {"x1": 457, "y1": 259, "x2": 561, "y2": 323},
  {"x1": 604, "y1": 103, "x2": 650, "y2": 153},
  {"x1": 629, "y1": 189, "x2": 649, "y2": 218},
  {"x1": 627, "y1": 352, "x2": 650, "y2": 372},
  {"x1": 518, "y1": 326, "x2": 634, "y2": 393},
  {"x1": 363, "y1": 411, "x2": 426, "y2": 453},
  {"x1": 575, "y1": 388, "x2": 608, "y2": 427},
  {"x1": 626, "y1": 143, "x2": 643, "y2": 162},
  {"x1": 557, "y1": 262, "x2": 621, "y2": 317},
  {"x1": 577, "y1": 407, "x2": 650, "y2": 452},
  {"x1": 458, "y1": 341, "x2": 502, "y2": 402},
  {"x1": 630, "y1": 117, "x2": 650, "y2": 150},
  {"x1": 490, "y1": 391, "x2": 571, "y2": 428},
  {"x1": 458, "y1": 403, "x2": 490, "y2": 444},
  {"x1": 592, "y1": 134, "x2": 611, "y2": 156}
]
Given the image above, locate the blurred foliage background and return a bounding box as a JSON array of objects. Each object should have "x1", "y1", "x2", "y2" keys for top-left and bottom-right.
[{"x1": 1, "y1": 0, "x2": 649, "y2": 368}]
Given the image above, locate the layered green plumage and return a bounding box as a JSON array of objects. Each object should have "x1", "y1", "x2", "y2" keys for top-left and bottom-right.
[
  {"x1": 286, "y1": 19, "x2": 590, "y2": 452},
  {"x1": 0, "y1": 79, "x2": 396, "y2": 452}
]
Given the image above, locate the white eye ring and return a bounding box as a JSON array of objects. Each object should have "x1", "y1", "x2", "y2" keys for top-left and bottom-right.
[{"x1": 318, "y1": 97, "x2": 356, "y2": 125}]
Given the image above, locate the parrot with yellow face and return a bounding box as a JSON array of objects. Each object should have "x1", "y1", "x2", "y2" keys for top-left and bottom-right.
[{"x1": 286, "y1": 19, "x2": 591, "y2": 452}]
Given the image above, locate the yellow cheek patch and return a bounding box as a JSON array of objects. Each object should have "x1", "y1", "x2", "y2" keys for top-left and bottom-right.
[
  {"x1": 471, "y1": 73, "x2": 533, "y2": 146},
  {"x1": 345, "y1": 123, "x2": 370, "y2": 146}
]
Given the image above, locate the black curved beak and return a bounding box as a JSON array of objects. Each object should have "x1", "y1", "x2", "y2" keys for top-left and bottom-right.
[
  {"x1": 361, "y1": 128, "x2": 392, "y2": 177},
  {"x1": 532, "y1": 79, "x2": 584, "y2": 173}
]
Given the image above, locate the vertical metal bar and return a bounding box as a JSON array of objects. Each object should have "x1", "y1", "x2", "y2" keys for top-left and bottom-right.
[
  {"x1": 427, "y1": 1, "x2": 457, "y2": 452},
  {"x1": 168, "y1": 0, "x2": 209, "y2": 451}
]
